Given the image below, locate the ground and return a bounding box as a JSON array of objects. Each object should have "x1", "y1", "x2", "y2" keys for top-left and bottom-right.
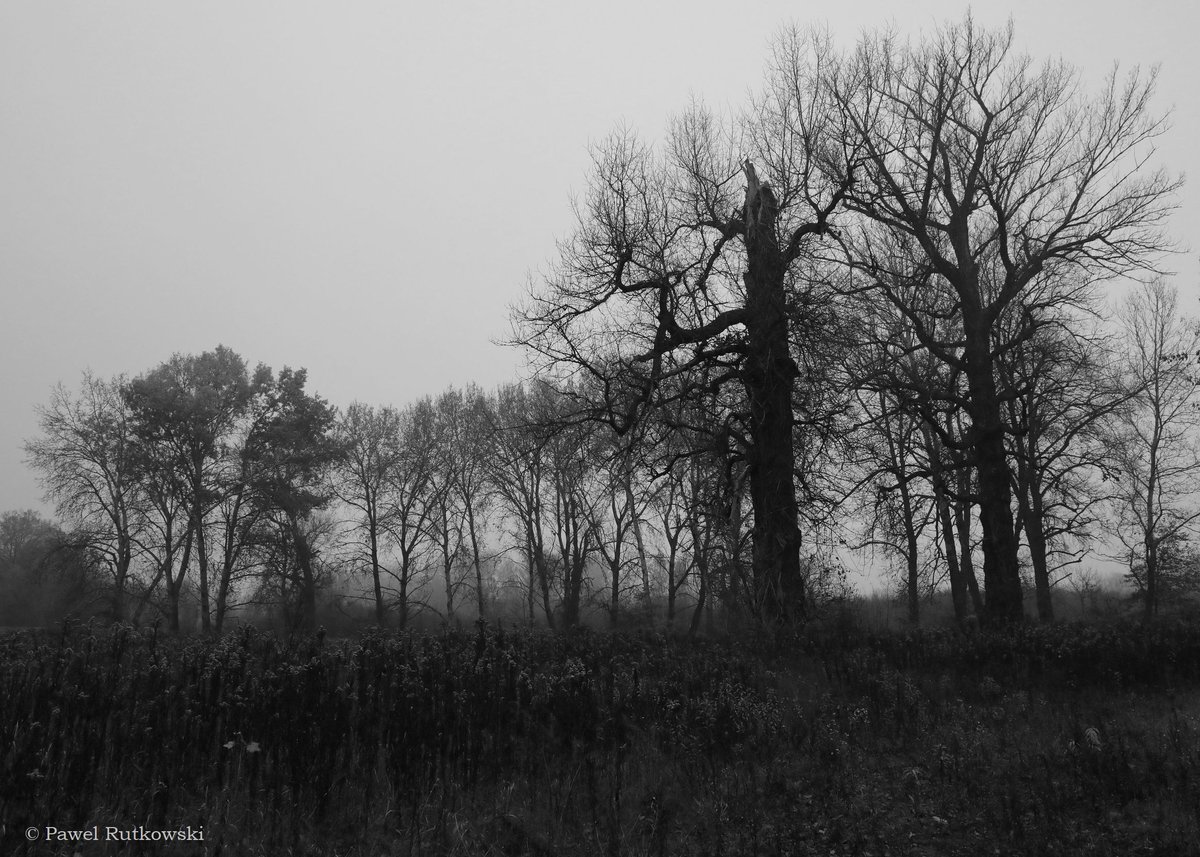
[{"x1": 2, "y1": 620, "x2": 1199, "y2": 855}]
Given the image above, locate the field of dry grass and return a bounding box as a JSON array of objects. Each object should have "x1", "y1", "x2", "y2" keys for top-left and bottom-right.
[{"x1": 3, "y1": 619, "x2": 1199, "y2": 855}]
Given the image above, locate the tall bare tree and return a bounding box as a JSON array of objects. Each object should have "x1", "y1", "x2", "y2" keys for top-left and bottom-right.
[
  {"x1": 1107, "y1": 280, "x2": 1200, "y2": 618},
  {"x1": 443, "y1": 386, "x2": 496, "y2": 620},
  {"x1": 829, "y1": 17, "x2": 1179, "y2": 622},
  {"x1": 25, "y1": 373, "x2": 143, "y2": 622},
  {"x1": 1000, "y1": 309, "x2": 1128, "y2": 621},
  {"x1": 382, "y1": 400, "x2": 440, "y2": 629},
  {"x1": 487, "y1": 383, "x2": 557, "y2": 626},
  {"x1": 514, "y1": 34, "x2": 854, "y2": 624},
  {"x1": 335, "y1": 402, "x2": 404, "y2": 626}
]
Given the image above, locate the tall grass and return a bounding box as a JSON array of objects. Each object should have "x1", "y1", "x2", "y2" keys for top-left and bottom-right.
[{"x1": 3, "y1": 620, "x2": 1199, "y2": 855}]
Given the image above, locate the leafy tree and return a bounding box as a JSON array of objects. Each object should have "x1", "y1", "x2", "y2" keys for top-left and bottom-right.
[
  {"x1": 124, "y1": 346, "x2": 258, "y2": 633},
  {"x1": 242, "y1": 367, "x2": 343, "y2": 631}
]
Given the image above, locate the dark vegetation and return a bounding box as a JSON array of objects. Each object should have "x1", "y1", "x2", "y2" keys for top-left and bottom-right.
[
  {"x1": 4, "y1": 14, "x2": 1197, "y2": 856},
  {"x1": 4, "y1": 620, "x2": 1200, "y2": 856}
]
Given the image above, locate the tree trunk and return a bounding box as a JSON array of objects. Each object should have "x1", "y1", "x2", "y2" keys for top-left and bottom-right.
[
  {"x1": 529, "y1": 525, "x2": 555, "y2": 630},
  {"x1": 664, "y1": 533, "x2": 682, "y2": 632},
  {"x1": 1018, "y1": 435, "x2": 1055, "y2": 622},
  {"x1": 214, "y1": 493, "x2": 248, "y2": 635},
  {"x1": 689, "y1": 549, "x2": 708, "y2": 637},
  {"x1": 112, "y1": 514, "x2": 132, "y2": 623},
  {"x1": 901, "y1": 485, "x2": 920, "y2": 625},
  {"x1": 1143, "y1": 453, "x2": 1160, "y2": 621},
  {"x1": 192, "y1": 493, "x2": 211, "y2": 634},
  {"x1": 953, "y1": 463, "x2": 985, "y2": 618},
  {"x1": 525, "y1": 536, "x2": 536, "y2": 625},
  {"x1": 465, "y1": 502, "x2": 485, "y2": 621},
  {"x1": 923, "y1": 423, "x2": 969, "y2": 623},
  {"x1": 364, "y1": 489, "x2": 384, "y2": 627},
  {"x1": 627, "y1": 484, "x2": 653, "y2": 609},
  {"x1": 741, "y1": 167, "x2": 805, "y2": 624},
  {"x1": 290, "y1": 512, "x2": 317, "y2": 632},
  {"x1": 167, "y1": 526, "x2": 194, "y2": 635},
  {"x1": 1144, "y1": 535, "x2": 1159, "y2": 621},
  {"x1": 369, "y1": 515, "x2": 385, "y2": 627},
  {"x1": 962, "y1": 305, "x2": 1023, "y2": 624}
]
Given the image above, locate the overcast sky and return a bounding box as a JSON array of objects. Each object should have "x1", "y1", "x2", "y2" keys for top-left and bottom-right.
[{"x1": 1, "y1": 0, "x2": 1196, "y2": 517}]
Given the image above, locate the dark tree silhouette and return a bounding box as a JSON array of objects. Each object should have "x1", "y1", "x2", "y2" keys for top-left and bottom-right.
[{"x1": 514, "y1": 39, "x2": 853, "y2": 623}]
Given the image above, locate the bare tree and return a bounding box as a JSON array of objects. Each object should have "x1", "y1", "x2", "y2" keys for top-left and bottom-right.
[
  {"x1": 381, "y1": 400, "x2": 440, "y2": 629},
  {"x1": 830, "y1": 16, "x2": 1179, "y2": 622},
  {"x1": 514, "y1": 34, "x2": 854, "y2": 624},
  {"x1": 440, "y1": 386, "x2": 496, "y2": 620},
  {"x1": 335, "y1": 402, "x2": 403, "y2": 626},
  {"x1": 25, "y1": 373, "x2": 143, "y2": 622},
  {"x1": 130, "y1": 437, "x2": 193, "y2": 631},
  {"x1": 428, "y1": 386, "x2": 496, "y2": 624},
  {"x1": 1000, "y1": 309, "x2": 1129, "y2": 621},
  {"x1": 591, "y1": 441, "x2": 648, "y2": 628},
  {"x1": 1107, "y1": 280, "x2": 1200, "y2": 619},
  {"x1": 852, "y1": 388, "x2": 936, "y2": 624},
  {"x1": 487, "y1": 383, "x2": 556, "y2": 626}
]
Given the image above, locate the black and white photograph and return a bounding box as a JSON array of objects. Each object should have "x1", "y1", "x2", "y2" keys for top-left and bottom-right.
[{"x1": 2, "y1": 0, "x2": 1199, "y2": 853}]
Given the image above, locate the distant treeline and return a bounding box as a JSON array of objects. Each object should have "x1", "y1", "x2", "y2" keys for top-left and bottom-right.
[{"x1": 13, "y1": 15, "x2": 1200, "y2": 633}]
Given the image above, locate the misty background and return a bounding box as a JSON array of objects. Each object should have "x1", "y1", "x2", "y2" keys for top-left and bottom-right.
[{"x1": 2, "y1": 0, "x2": 1196, "y2": 525}]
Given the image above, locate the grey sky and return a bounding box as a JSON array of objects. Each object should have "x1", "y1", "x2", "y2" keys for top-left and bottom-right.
[{"x1": 2, "y1": 0, "x2": 1196, "y2": 517}]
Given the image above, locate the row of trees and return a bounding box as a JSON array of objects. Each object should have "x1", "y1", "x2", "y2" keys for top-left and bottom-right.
[
  {"x1": 13, "y1": 16, "x2": 1197, "y2": 632},
  {"x1": 16, "y1": 269, "x2": 1200, "y2": 634},
  {"x1": 19, "y1": 351, "x2": 786, "y2": 632},
  {"x1": 513, "y1": 16, "x2": 1190, "y2": 626},
  {"x1": 23, "y1": 349, "x2": 342, "y2": 632}
]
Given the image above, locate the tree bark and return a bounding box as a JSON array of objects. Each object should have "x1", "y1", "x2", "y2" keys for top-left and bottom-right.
[
  {"x1": 962, "y1": 302, "x2": 1024, "y2": 624},
  {"x1": 289, "y1": 512, "x2": 318, "y2": 632},
  {"x1": 922, "y1": 423, "x2": 969, "y2": 623},
  {"x1": 741, "y1": 165, "x2": 805, "y2": 624},
  {"x1": 1025, "y1": 483, "x2": 1054, "y2": 622},
  {"x1": 465, "y1": 501, "x2": 485, "y2": 621}
]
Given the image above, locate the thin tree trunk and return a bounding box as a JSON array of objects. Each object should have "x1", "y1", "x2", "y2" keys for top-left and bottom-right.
[
  {"x1": 525, "y1": 535, "x2": 536, "y2": 625},
  {"x1": 689, "y1": 550, "x2": 708, "y2": 637},
  {"x1": 955, "y1": 488, "x2": 984, "y2": 617},
  {"x1": 465, "y1": 502, "x2": 485, "y2": 621},
  {"x1": 627, "y1": 484, "x2": 653, "y2": 608},
  {"x1": 290, "y1": 512, "x2": 317, "y2": 632},
  {"x1": 1016, "y1": 428, "x2": 1054, "y2": 622},
  {"x1": 369, "y1": 513, "x2": 385, "y2": 626},
  {"x1": 529, "y1": 525, "x2": 555, "y2": 630},
  {"x1": 168, "y1": 526, "x2": 194, "y2": 634},
  {"x1": 923, "y1": 423, "x2": 969, "y2": 623},
  {"x1": 193, "y1": 495, "x2": 211, "y2": 634}
]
